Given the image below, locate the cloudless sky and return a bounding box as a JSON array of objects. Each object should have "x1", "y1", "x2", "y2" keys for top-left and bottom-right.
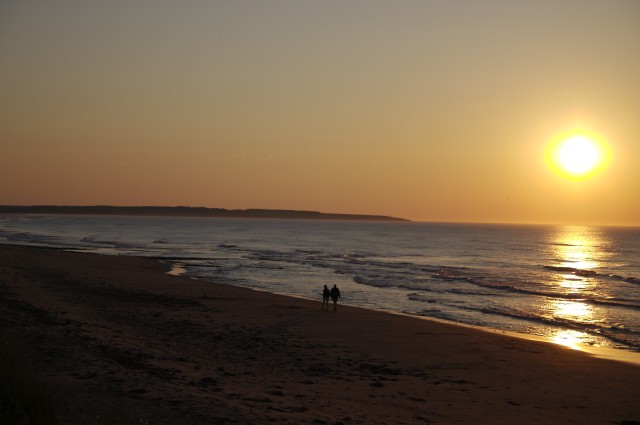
[{"x1": 1, "y1": 0, "x2": 639, "y2": 225}]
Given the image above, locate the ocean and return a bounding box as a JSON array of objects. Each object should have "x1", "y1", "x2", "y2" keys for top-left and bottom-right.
[{"x1": 2, "y1": 214, "x2": 639, "y2": 356}]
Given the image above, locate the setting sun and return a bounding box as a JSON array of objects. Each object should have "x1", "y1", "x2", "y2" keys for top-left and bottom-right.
[
  {"x1": 546, "y1": 130, "x2": 611, "y2": 180},
  {"x1": 558, "y1": 136, "x2": 598, "y2": 175}
]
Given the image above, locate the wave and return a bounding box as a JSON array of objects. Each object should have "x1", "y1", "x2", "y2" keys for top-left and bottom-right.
[
  {"x1": 79, "y1": 236, "x2": 141, "y2": 250},
  {"x1": 620, "y1": 276, "x2": 640, "y2": 285},
  {"x1": 473, "y1": 305, "x2": 640, "y2": 351},
  {"x1": 543, "y1": 265, "x2": 598, "y2": 276},
  {"x1": 233, "y1": 247, "x2": 640, "y2": 312},
  {"x1": 3, "y1": 215, "x2": 640, "y2": 354},
  {"x1": 342, "y1": 260, "x2": 640, "y2": 312},
  {"x1": 549, "y1": 242, "x2": 580, "y2": 247},
  {"x1": 156, "y1": 246, "x2": 640, "y2": 314},
  {"x1": 0, "y1": 229, "x2": 78, "y2": 248},
  {"x1": 544, "y1": 265, "x2": 640, "y2": 285},
  {"x1": 353, "y1": 275, "x2": 399, "y2": 288}
]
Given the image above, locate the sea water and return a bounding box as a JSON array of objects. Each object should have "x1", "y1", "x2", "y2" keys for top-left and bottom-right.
[{"x1": 1, "y1": 214, "x2": 639, "y2": 356}]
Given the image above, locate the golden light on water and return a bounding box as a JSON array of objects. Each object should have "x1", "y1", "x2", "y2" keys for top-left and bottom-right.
[
  {"x1": 558, "y1": 275, "x2": 589, "y2": 292},
  {"x1": 545, "y1": 130, "x2": 611, "y2": 180},
  {"x1": 548, "y1": 299, "x2": 596, "y2": 350},
  {"x1": 551, "y1": 329, "x2": 590, "y2": 350},
  {"x1": 557, "y1": 246, "x2": 597, "y2": 271},
  {"x1": 544, "y1": 227, "x2": 610, "y2": 350},
  {"x1": 553, "y1": 300, "x2": 592, "y2": 320},
  {"x1": 550, "y1": 226, "x2": 607, "y2": 271}
]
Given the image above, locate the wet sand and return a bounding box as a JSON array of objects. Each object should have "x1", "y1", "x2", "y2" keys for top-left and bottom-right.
[{"x1": 1, "y1": 244, "x2": 639, "y2": 424}]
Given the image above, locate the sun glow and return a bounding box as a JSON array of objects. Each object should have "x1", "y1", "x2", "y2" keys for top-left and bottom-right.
[{"x1": 545, "y1": 130, "x2": 611, "y2": 180}]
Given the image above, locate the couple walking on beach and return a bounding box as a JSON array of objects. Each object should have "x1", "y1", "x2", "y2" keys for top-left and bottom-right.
[{"x1": 322, "y1": 284, "x2": 341, "y2": 311}]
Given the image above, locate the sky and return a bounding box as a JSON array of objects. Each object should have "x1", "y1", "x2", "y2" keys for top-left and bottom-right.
[{"x1": 1, "y1": 0, "x2": 639, "y2": 225}]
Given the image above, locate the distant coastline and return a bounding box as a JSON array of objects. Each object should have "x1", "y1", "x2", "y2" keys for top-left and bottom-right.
[{"x1": 0, "y1": 205, "x2": 408, "y2": 222}]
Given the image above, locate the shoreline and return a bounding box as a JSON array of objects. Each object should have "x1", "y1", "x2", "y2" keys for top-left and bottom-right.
[
  {"x1": 165, "y1": 256, "x2": 640, "y2": 366},
  {"x1": 2, "y1": 244, "x2": 640, "y2": 424}
]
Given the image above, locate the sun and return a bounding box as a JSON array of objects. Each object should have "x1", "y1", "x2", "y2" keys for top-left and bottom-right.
[
  {"x1": 558, "y1": 136, "x2": 598, "y2": 174},
  {"x1": 545, "y1": 130, "x2": 611, "y2": 180}
]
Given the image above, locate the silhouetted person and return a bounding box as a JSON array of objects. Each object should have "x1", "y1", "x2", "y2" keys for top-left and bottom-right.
[
  {"x1": 322, "y1": 284, "x2": 330, "y2": 310},
  {"x1": 330, "y1": 284, "x2": 341, "y2": 311}
]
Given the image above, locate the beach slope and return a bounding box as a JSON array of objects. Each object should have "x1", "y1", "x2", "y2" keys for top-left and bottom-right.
[{"x1": 1, "y1": 244, "x2": 639, "y2": 424}]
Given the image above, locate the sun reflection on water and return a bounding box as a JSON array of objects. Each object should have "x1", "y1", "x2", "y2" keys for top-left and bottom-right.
[
  {"x1": 543, "y1": 227, "x2": 611, "y2": 350},
  {"x1": 552, "y1": 230, "x2": 600, "y2": 270},
  {"x1": 547, "y1": 226, "x2": 609, "y2": 293},
  {"x1": 551, "y1": 329, "x2": 589, "y2": 350},
  {"x1": 547, "y1": 300, "x2": 596, "y2": 350},
  {"x1": 553, "y1": 300, "x2": 592, "y2": 319}
]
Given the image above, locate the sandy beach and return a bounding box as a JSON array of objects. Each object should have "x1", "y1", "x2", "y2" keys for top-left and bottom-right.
[{"x1": 1, "y1": 244, "x2": 640, "y2": 425}]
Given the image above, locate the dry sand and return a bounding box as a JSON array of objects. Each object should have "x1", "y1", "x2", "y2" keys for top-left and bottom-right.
[{"x1": 1, "y1": 244, "x2": 640, "y2": 424}]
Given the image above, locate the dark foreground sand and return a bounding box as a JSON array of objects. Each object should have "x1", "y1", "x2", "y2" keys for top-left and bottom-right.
[{"x1": 1, "y1": 244, "x2": 640, "y2": 425}]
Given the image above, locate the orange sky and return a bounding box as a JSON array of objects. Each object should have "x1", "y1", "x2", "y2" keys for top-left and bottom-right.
[{"x1": 1, "y1": 1, "x2": 639, "y2": 225}]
